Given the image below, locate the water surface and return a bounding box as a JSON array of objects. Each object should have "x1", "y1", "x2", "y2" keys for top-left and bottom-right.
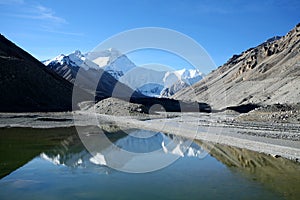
[{"x1": 0, "y1": 127, "x2": 299, "y2": 200}]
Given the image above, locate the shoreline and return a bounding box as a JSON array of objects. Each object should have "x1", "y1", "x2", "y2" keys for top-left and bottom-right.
[{"x1": 0, "y1": 111, "x2": 299, "y2": 162}]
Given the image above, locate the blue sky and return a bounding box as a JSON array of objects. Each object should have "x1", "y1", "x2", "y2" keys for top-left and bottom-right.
[{"x1": 0, "y1": 0, "x2": 299, "y2": 73}]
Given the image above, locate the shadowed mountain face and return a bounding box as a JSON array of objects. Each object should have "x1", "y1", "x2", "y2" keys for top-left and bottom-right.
[
  {"x1": 174, "y1": 23, "x2": 300, "y2": 110},
  {"x1": 44, "y1": 51, "x2": 143, "y2": 101},
  {"x1": 0, "y1": 34, "x2": 92, "y2": 112}
]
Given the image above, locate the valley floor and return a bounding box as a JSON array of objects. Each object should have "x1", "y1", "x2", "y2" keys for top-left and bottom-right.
[{"x1": 0, "y1": 110, "x2": 299, "y2": 162}]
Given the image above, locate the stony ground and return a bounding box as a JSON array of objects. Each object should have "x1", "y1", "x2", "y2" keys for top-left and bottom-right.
[
  {"x1": 237, "y1": 103, "x2": 300, "y2": 124},
  {"x1": 0, "y1": 100, "x2": 299, "y2": 162}
]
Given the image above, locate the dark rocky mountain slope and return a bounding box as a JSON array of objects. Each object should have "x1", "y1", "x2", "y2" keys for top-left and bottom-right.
[{"x1": 0, "y1": 34, "x2": 90, "y2": 112}]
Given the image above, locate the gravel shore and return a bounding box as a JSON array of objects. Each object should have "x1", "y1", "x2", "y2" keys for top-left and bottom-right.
[{"x1": 0, "y1": 106, "x2": 299, "y2": 162}]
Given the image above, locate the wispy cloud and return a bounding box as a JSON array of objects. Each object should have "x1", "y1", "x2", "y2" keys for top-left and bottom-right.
[
  {"x1": 5, "y1": 4, "x2": 67, "y2": 25},
  {"x1": 1, "y1": 0, "x2": 83, "y2": 36},
  {"x1": 33, "y1": 5, "x2": 67, "y2": 24}
]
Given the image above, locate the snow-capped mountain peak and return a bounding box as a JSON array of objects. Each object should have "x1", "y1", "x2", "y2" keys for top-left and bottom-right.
[
  {"x1": 163, "y1": 68, "x2": 203, "y2": 87},
  {"x1": 85, "y1": 49, "x2": 136, "y2": 79},
  {"x1": 43, "y1": 54, "x2": 65, "y2": 66},
  {"x1": 43, "y1": 48, "x2": 204, "y2": 97},
  {"x1": 43, "y1": 50, "x2": 99, "y2": 70},
  {"x1": 86, "y1": 48, "x2": 122, "y2": 67},
  {"x1": 174, "y1": 68, "x2": 203, "y2": 80}
]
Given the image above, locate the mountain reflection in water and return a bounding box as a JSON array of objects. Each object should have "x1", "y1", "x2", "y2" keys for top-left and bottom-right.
[
  {"x1": 0, "y1": 126, "x2": 299, "y2": 199},
  {"x1": 39, "y1": 127, "x2": 207, "y2": 173}
]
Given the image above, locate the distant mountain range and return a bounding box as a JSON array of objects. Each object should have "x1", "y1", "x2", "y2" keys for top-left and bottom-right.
[
  {"x1": 174, "y1": 23, "x2": 300, "y2": 110},
  {"x1": 43, "y1": 49, "x2": 203, "y2": 97},
  {"x1": 0, "y1": 34, "x2": 209, "y2": 112},
  {"x1": 1, "y1": 23, "x2": 298, "y2": 112},
  {"x1": 42, "y1": 49, "x2": 138, "y2": 101}
]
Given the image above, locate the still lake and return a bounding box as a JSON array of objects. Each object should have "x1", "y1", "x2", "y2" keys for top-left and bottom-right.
[{"x1": 0, "y1": 127, "x2": 299, "y2": 200}]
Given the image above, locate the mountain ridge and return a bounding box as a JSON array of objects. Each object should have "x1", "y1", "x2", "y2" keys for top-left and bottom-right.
[
  {"x1": 0, "y1": 34, "x2": 91, "y2": 112},
  {"x1": 174, "y1": 23, "x2": 300, "y2": 109}
]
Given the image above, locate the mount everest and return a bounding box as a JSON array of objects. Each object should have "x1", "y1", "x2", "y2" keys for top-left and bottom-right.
[{"x1": 43, "y1": 49, "x2": 204, "y2": 97}]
